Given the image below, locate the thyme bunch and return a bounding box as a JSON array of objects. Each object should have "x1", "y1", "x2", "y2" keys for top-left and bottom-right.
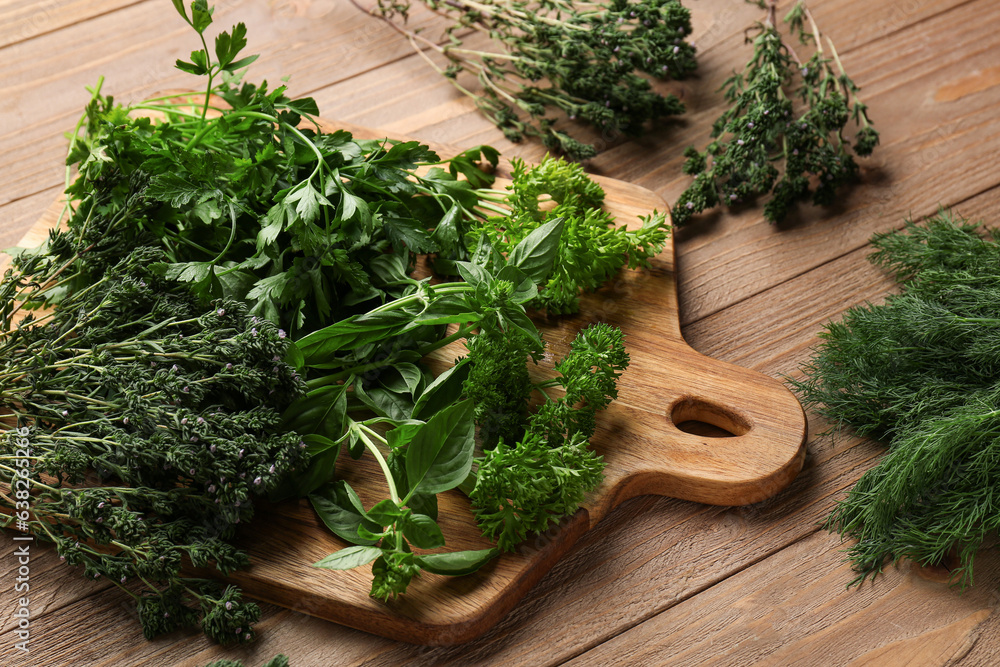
[
  {"x1": 791, "y1": 211, "x2": 1000, "y2": 587},
  {"x1": 0, "y1": 245, "x2": 306, "y2": 643},
  {"x1": 368, "y1": 0, "x2": 697, "y2": 159},
  {"x1": 673, "y1": 0, "x2": 878, "y2": 225}
]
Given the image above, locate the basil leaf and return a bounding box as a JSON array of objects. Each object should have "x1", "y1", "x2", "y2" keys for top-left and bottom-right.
[
  {"x1": 289, "y1": 442, "x2": 339, "y2": 498},
  {"x1": 297, "y1": 310, "x2": 411, "y2": 363},
  {"x1": 411, "y1": 358, "x2": 471, "y2": 420},
  {"x1": 414, "y1": 548, "x2": 500, "y2": 576},
  {"x1": 378, "y1": 362, "x2": 424, "y2": 397},
  {"x1": 313, "y1": 545, "x2": 382, "y2": 570},
  {"x1": 309, "y1": 480, "x2": 380, "y2": 546},
  {"x1": 283, "y1": 341, "x2": 305, "y2": 371},
  {"x1": 406, "y1": 491, "x2": 438, "y2": 522},
  {"x1": 355, "y1": 385, "x2": 413, "y2": 421},
  {"x1": 279, "y1": 383, "x2": 348, "y2": 440},
  {"x1": 386, "y1": 420, "x2": 426, "y2": 451},
  {"x1": 401, "y1": 513, "x2": 445, "y2": 550},
  {"x1": 507, "y1": 217, "x2": 564, "y2": 284},
  {"x1": 366, "y1": 499, "x2": 404, "y2": 527},
  {"x1": 455, "y1": 261, "x2": 491, "y2": 288},
  {"x1": 405, "y1": 398, "x2": 475, "y2": 496},
  {"x1": 413, "y1": 295, "x2": 477, "y2": 326}
]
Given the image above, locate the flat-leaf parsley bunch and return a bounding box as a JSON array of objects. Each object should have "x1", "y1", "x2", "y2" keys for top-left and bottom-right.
[{"x1": 62, "y1": 0, "x2": 500, "y2": 338}]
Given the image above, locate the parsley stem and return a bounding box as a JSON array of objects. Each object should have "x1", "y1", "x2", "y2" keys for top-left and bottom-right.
[
  {"x1": 128, "y1": 105, "x2": 207, "y2": 120},
  {"x1": 198, "y1": 33, "x2": 214, "y2": 121},
  {"x1": 62, "y1": 76, "x2": 105, "y2": 223}
]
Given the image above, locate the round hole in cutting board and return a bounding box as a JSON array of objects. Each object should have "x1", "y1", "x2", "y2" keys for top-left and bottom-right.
[{"x1": 669, "y1": 397, "x2": 752, "y2": 438}]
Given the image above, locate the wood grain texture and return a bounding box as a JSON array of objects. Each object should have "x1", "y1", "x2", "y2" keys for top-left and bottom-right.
[
  {"x1": 561, "y1": 530, "x2": 1000, "y2": 667},
  {"x1": 15, "y1": 117, "x2": 807, "y2": 643},
  {"x1": 5, "y1": 0, "x2": 1000, "y2": 663}
]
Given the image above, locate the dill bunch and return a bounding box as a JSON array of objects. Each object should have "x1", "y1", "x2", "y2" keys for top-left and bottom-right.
[
  {"x1": 673, "y1": 0, "x2": 878, "y2": 225},
  {"x1": 791, "y1": 210, "x2": 1000, "y2": 587},
  {"x1": 367, "y1": 0, "x2": 697, "y2": 159}
]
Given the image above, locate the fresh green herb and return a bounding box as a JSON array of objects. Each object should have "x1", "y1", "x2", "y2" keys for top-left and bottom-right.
[
  {"x1": 365, "y1": 0, "x2": 697, "y2": 159},
  {"x1": 59, "y1": 0, "x2": 499, "y2": 338},
  {"x1": 464, "y1": 325, "x2": 534, "y2": 448},
  {"x1": 303, "y1": 222, "x2": 629, "y2": 597},
  {"x1": 0, "y1": 246, "x2": 305, "y2": 643},
  {"x1": 476, "y1": 156, "x2": 670, "y2": 314},
  {"x1": 791, "y1": 210, "x2": 1000, "y2": 587},
  {"x1": 6, "y1": 0, "x2": 649, "y2": 619},
  {"x1": 673, "y1": 0, "x2": 878, "y2": 225},
  {"x1": 471, "y1": 322, "x2": 626, "y2": 550}
]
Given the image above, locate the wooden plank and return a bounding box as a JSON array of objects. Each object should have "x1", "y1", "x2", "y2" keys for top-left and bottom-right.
[
  {"x1": 0, "y1": 575, "x2": 392, "y2": 666},
  {"x1": 0, "y1": 0, "x2": 148, "y2": 49},
  {"x1": 0, "y1": 533, "x2": 111, "y2": 637},
  {"x1": 560, "y1": 530, "x2": 1000, "y2": 667},
  {"x1": 0, "y1": 186, "x2": 61, "y2": 251}
]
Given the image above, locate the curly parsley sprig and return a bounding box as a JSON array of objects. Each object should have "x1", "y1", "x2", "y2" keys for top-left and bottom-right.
[
  {"x1": 364, "y1": 0, "x2": 697, "y2": 159},
  {"x1": 470, "y1": 322, "x2": 627, "y2": 550},
  {"x1": 673, "y1": 0, "x2": 878, "y2": 225},
  {"x1": 473, "y1": 156, "x2": 670, "y2": 315}
]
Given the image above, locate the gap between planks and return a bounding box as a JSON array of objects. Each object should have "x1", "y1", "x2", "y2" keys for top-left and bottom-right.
[{"x1": 679, "y1": 178, "x2": 1000, "y2": 334}]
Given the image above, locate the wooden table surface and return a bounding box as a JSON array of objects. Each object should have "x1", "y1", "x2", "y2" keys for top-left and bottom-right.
[{"x1": 4, "y1": 0, "x2": 1000, "y2": 665}]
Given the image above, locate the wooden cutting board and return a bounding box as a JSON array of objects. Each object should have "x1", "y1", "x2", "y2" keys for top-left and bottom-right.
[{"x1": 17, "y1": 118, "x2": 807, "y2": 646}]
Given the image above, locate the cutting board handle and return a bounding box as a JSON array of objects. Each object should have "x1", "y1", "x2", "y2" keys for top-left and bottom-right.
[{"x1": 585, "y1": 343, "x2": 808, "y2": 525}]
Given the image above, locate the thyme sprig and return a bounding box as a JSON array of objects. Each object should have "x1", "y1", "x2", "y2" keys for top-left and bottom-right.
[
  {"x1": 673, "y1": 0, "x2": 878, "y2": 225},
  {"x1": 366, "y1": 0, "x2": 697, "y2": 159}
]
